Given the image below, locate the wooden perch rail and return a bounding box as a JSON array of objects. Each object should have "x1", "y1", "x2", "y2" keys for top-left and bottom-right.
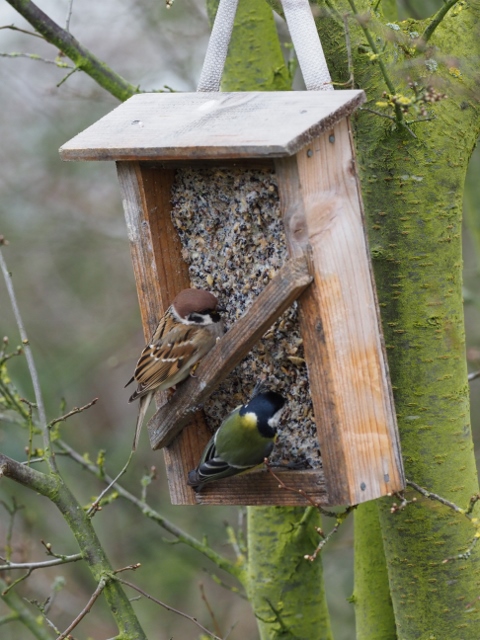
[{"x1": 148, "y1": 254, "x2": 313, "y2": 450}]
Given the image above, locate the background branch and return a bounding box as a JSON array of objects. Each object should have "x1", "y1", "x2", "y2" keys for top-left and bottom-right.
[
  {"x1": 4, "y1": 0, "x2": 139, "y2": 101},
  {"x1": 0, "y1": 248, "x2": 56, "y2": 472}
]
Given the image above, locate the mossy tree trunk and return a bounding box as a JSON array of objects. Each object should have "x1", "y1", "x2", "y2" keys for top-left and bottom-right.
[{"x1": 315, "y1": 0, "x2": 480, "y2": 637}]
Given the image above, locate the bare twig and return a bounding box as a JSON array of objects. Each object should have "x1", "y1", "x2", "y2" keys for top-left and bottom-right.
[
  {"x1": 4, "y1": 0, "x2": 139, "y2": 101},
  {"x1": 0, "y1": 497, "x2": 23, "y2": 561},
  {"x1": 114, "y1": 576, "x2": 224, "y2": 640},
  {"x1": 56, "y1": 576, "x2": 107, "y2": 640},
  {"x1": 65, "y1": 0, "x2": 74, "y2": 32},
  {"x1": 86, "y1": 450, "x2": 134, "y2": 517},
  {"x1": 206, "y1": 570, "x2": 248, "y2": 600},
  {"x1": 422, "y1": 0, "x2": 462, "y2": 43},
  {"x1": 49, "y1": 398, "x2": 98, "y2": 428},
  {"x1": 468, "y1": 370, "x2": 480, "y2": 382},
  {"x1": 342, "y1": 12, "x2": 355, "y2": 88},
  {"x1": 0, "y1": 248, "x2": 56, "y2": 472},
  {"x1": 56, "y1": 66, "x2": 79, "y2": 88},
  {"x1": 346, "y1": 0, "x2": 404, "y2": 128},
  {"x1": 0, "y1": 553, "x2": 82, "y2": 572},
  {"x1": 0, "y1": 52, "x2": 72, "y2": 67},
  {"x1": 405, "y1": 480, "x2": 480, "y2": 564},
  {"x1": 0, "y1": 576, "x2": 53, "y2": 640},
  {"x1": 200, "y1": 583, "x2": 223, "y2": 639},
  {"x1": 443, "y1": 535, "x2": 479, "y2": 564},
  {"x1": 224, "y1": 523, "x2": 246, "y2": 564},
  {"x1": 264, "y1": 460, "x2": 336, "y2": 518},
  {"x1": 0, "y1": 23, "x2": 44, "y2": 38},
  {"x1": 57, "y1": 439, "x2": 240, "y2": 578},
  {"x1": 406, "y1": 479, "x2": 465, "y2": 514},
  {"x1": 304, "y1": 507, "x2": 355, "y2": 562}
]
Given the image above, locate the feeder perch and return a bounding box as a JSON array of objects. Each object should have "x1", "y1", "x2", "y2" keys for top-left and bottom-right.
[{"x1": 60, "y1": 90, "x2": 405, "y2": 506}]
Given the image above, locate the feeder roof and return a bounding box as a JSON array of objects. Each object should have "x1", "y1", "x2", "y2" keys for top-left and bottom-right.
[{"x1": 60, "y1": 90, "x2": 365, "y2": 162}]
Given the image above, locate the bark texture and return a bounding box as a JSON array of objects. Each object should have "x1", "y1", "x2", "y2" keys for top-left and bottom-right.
[{"x1": 314, "y1": 1, "x2": 480, "y2": 637}]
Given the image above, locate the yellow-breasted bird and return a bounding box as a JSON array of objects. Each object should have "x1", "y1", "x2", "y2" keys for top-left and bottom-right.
[{"x1": 187, "y1": 389, "x2": 286, "y2": 491}]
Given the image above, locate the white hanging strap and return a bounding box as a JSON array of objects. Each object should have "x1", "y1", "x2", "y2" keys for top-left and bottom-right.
[
  {"x1": 197, "y1": 0, "x2": 239, "y2": 92},
  {"x1": 281, "y1": 0, "x2": 333, "y2": 91},
  {"x1": 197, "y1": 0, "x2": 332, "y2": 92}
]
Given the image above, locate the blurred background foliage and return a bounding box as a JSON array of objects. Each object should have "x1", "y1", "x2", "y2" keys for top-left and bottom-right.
[{"x1": 0, "y1": 0, "x2": 479, "y2": 638}]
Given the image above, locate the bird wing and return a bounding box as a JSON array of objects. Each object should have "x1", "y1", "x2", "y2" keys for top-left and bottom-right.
[{"x1": 129, "y1": 324, "x2": 208, "y2": 400}]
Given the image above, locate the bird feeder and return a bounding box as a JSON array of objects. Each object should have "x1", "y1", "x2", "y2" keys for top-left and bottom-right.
[{"x1": 59, "y1": 89, "x2": 405, "y2": 507}]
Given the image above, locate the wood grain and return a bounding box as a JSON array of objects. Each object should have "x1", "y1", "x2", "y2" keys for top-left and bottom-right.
[
  {"x1": 117, "y1": 162, "x2": 212, "y2": 505},
  {"x1": 60, "y1": 91, "x2": 365, "y2": 162},
  {"x1": 275, "y1": 119, "x2": 405, "y2": 505},
  {"x1": 192, "y1": 469, "x2": 328, "y2": 506},
  {"x1": 148, "y1": 255, "x2": 313, "y2": 450}
]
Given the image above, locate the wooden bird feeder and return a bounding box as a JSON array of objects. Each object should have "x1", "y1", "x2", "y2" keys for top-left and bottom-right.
[{"x1": 60, "y1": 90, "x2": 405, "y2": 506}]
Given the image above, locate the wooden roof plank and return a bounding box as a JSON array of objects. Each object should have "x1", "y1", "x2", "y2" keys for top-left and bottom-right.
[{"x1": 59, "y1": 90, "x2": 365, "y2": 161}]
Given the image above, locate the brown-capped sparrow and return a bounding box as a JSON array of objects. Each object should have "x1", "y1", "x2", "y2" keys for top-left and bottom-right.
[{"x1": 126, "y1": 288, "x2": 225, "y2": 449}]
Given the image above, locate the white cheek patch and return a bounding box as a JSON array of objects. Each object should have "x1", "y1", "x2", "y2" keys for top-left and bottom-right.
[{"x1": 268, "y1": 408, "x2": 285, "y2": 428}]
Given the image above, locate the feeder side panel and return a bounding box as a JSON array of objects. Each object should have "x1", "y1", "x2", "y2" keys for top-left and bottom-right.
[
  {"x1": 116, "y1": 161, "x2": 211, "y2": 504},
  {"x1": 276, "y1": 119, "x2": 404, "y2": 505}
]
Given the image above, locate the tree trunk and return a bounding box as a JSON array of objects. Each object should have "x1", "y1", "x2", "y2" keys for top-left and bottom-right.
[{"x1": 315, "y1": 1, "x2": 480, "y2": 637}]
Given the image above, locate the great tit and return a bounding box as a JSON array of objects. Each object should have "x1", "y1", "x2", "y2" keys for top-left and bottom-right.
[{"x1": 187, "y1": 390, "x2": 286, "y2": 491}]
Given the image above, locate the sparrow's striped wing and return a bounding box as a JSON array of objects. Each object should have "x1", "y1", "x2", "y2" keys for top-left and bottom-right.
[{"x1": 129, "y1": 324, "x2": 213, "y2": 401}]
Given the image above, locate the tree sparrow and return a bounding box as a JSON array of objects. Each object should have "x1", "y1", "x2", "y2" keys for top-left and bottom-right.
[{"x1": 126, "y1": 288, "x2": 224, "y2": 449}]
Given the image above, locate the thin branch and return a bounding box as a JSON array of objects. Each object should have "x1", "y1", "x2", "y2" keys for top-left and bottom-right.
[
  {"x1": 0, "y1": 553, "x2": 82, "y2": 572},
  {"x1": 264, "y1": 460, "x2": 337, "y2": 518},
  {"x1": 55, "y1": 66, "x2": 79, "y2": 88},
  {"x1": 406, "y1": 479, "x2": 465, "y2": 514},
  {"x1": 0, "y1": 248, "x2": 56, "y2": 473},
  {"x1": 5, "y1": 0, "x2": 139, "y2": 102},
  {"x1": 114, "y1": 576, "x2": 224, "y2": 640},
  {"x1": 65, "y1": 0, "x2": 74, "y2": 32},
  {"x1": 56, "y1": 576, "x2": 107, "y2": 640},
  {"x1": 86, "y1": 450, "x2": 133, "y2": 518},
  {"x1": 0, "y1": 52, "x2": 72, "y2": 67},
  {"x1": 0, "y1": 577, "x2": 53, "y2": 640},
  {"x1": 49, "y1": 398, "x2": 98, "y2": 428},
  {"x1": 468, "y1": 370, "x2": 480, "y2": 382},
  {"x1": 199, "y1": 583, "x2": 223, "y2": 639},
  {"x1": 304, "y1": 507, "x2": 355, "y2": 562},
  {"x1": 342, "y1": 12, "x2": 355, "y2": 89},
  {"x1": 206, "y1": 570, "x2": 248, "y2": 600},
  {"x1": 422, "y1": 0, "x2": 461, "y2": 43},
  {"x1": 346, "y1": 0, "x2": 404, "y2": 126},
  {"x1": 56, "y1": 439, "x2": 241, "y2": 579},
  {"x1": 0, "y1": 23, "x2": 44, "y2": 38}
]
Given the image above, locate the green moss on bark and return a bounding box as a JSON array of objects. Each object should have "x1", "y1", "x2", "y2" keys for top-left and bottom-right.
[
  {"x1": 247, "y1": 507, "x2": 333, "y2": 640},
  {"x1": 315, "y1": 1, "x2": 480, "y2": 637},
  {"x1": 354, "y1": 501, "x2": 397, "y2": 639}
]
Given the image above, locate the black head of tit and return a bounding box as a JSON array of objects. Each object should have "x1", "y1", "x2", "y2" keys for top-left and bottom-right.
[{"x1": 187, "y1": 390, "x2": 286, "y2": 491}]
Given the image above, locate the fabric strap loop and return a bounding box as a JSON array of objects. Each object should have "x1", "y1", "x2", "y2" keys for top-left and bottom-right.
[{"x1": 197, "y1": 0, "x2": 332, "y2": 92}]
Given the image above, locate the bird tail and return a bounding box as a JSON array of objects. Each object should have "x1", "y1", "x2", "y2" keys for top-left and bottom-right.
[{"x1": 132, "y1": 392, "x2": 153, "y2": 450}]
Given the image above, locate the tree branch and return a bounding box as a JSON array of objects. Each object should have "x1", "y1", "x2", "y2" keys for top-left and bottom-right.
[
  {"x1": 422, "y1": 0, "x2": 462, "y2": 43},
  {"x1": 0, "y1": 248, "x2": 56, "y2": 472},
  {"x1": 56, "y1": 439, "x2": 243, "y2": 580},
  {"x1": 5, "y1": 0, "x2": 139, "y2": 101},
  {"x1": 56, "y1": 576, "x2": 107, "y2": 640},
  {"x1": 114, "y1": 576, "x2": 224, "y2": 640},
  {"x1": 0, "y1": 553, "x2": 82, "y2": 572},
  {"x1": 0, "y1": 577, "x2": 53, "y2": 640},
  {"x1": 0, "y1": 453, "x2": 58, "y2": 497}
]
